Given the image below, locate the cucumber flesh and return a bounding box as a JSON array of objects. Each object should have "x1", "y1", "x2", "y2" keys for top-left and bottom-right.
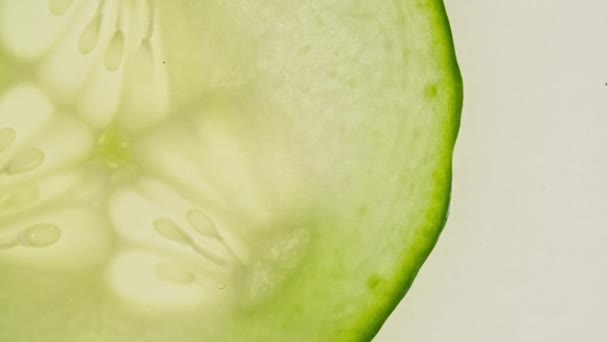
[{"x1": 0, "y1": 0, "x2": 462, "y2": 341}]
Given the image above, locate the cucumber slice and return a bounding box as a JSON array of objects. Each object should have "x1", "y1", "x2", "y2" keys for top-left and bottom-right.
[{"x1": 0, "y1": 0, "x2": 462, "y2": 341}]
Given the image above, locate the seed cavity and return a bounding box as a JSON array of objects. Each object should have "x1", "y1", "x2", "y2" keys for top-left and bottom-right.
[
  {"x1": 105, "y1": 30, "x2": 126, "y2": 71},
  {"x1": 79, "y1": 14, "x2": 103, "y2": 54},
  {"x1": 48, "y1": 0, "x2": 73, "y2": 16},
  {"x1": 18, "y1": 223, "x2": 61, "y2": 248},
  {"x1": 72, "y1": 0, "x2": 159, "y2": 80},
  {"x1": 191, "y1": 244, "x2": 232, "y2": 268},
  {"x1": 134, "y1": 0, "x2": 156, "y2": 83},
  {"x1": 134, "y1": 39, "x2": 154, "y2": 83},
  {"x1": 5, "y1": 148, "x2": 45, "y2": 175},
  {"x1": 185, "y1": 210, "x2": 248, "y2": 265},
  {"x1": 153, "y1": 215, "x2": 234, "y2": 268},
  {"x1": 155, "y1": 262, "x2": 195, "y2": 285},
  {"x1": 143, "y1": 0, "x2": 155, "y2": 39},
  {"x1": 186, "y1": 209, "x2": 218, "y2": 237},
  {"x1": 0, "y1": 127, "x2": 16, "y2": 152},
  {"x1": 153, "y1": 218, "x2": 192, "y2": 245}
]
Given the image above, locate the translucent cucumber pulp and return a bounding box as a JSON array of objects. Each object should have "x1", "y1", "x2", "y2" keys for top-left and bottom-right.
[{"x1": 0, "y1": 1, "x2": 462, "y2": 341}]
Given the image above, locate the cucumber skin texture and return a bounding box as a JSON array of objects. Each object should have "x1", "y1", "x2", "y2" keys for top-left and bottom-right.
[{"x1": 358, "y1": 1, "x2": 463, "y2": 341}]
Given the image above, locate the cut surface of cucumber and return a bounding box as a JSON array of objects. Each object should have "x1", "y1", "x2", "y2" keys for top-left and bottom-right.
[{"x1": 0, "y1": 0, "x2": 462, "y2": 341}]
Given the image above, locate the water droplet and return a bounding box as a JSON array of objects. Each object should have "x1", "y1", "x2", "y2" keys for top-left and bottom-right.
[
  {"x1": 186, "y1": 209, "x2": 217, "y2": 237},
  {"x1": 6, "y1": 148, "x2": 44, "y2": 175},
  {"x1": 48, "y1": 0, "x2": 73, "y2": 16},
  {"x1": 0, "y1": 236, "x2": 17, "y2": 250},
  {"x1": 153, "y1": 218, "x2": 192, "y2": 245},
  {"x1": 0, "y1": 127, "x2": 16, "y2": 152},
  {"x1": 19, "y1": 224, "x2": 61, "y2": 247},
  {"x1": 105, "y1": 30, "x2": 125, "y2": 71},
  {"x1": 134, "y1": 39, "x2": 154, "y2": 83},
  {"x1": 155, "y1": 262, "x2": 195, "y2": 285},
  {"x1": 79, "y1": 15, "x2": 102, "y2": 54}
]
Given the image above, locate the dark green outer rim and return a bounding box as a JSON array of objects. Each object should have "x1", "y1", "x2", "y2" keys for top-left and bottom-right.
[{"x1": 359, "y1": 1, "x2": 464, "y2": 341}]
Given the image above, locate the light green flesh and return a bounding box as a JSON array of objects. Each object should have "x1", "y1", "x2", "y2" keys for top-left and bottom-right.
[{"x1": 0, "y1": 1, "x2": 461, "y2": 341}]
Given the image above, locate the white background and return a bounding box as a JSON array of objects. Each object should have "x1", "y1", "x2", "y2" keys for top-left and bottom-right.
[{"x1": 376, "y1": 0, "x2": 608, "y2": 341}]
